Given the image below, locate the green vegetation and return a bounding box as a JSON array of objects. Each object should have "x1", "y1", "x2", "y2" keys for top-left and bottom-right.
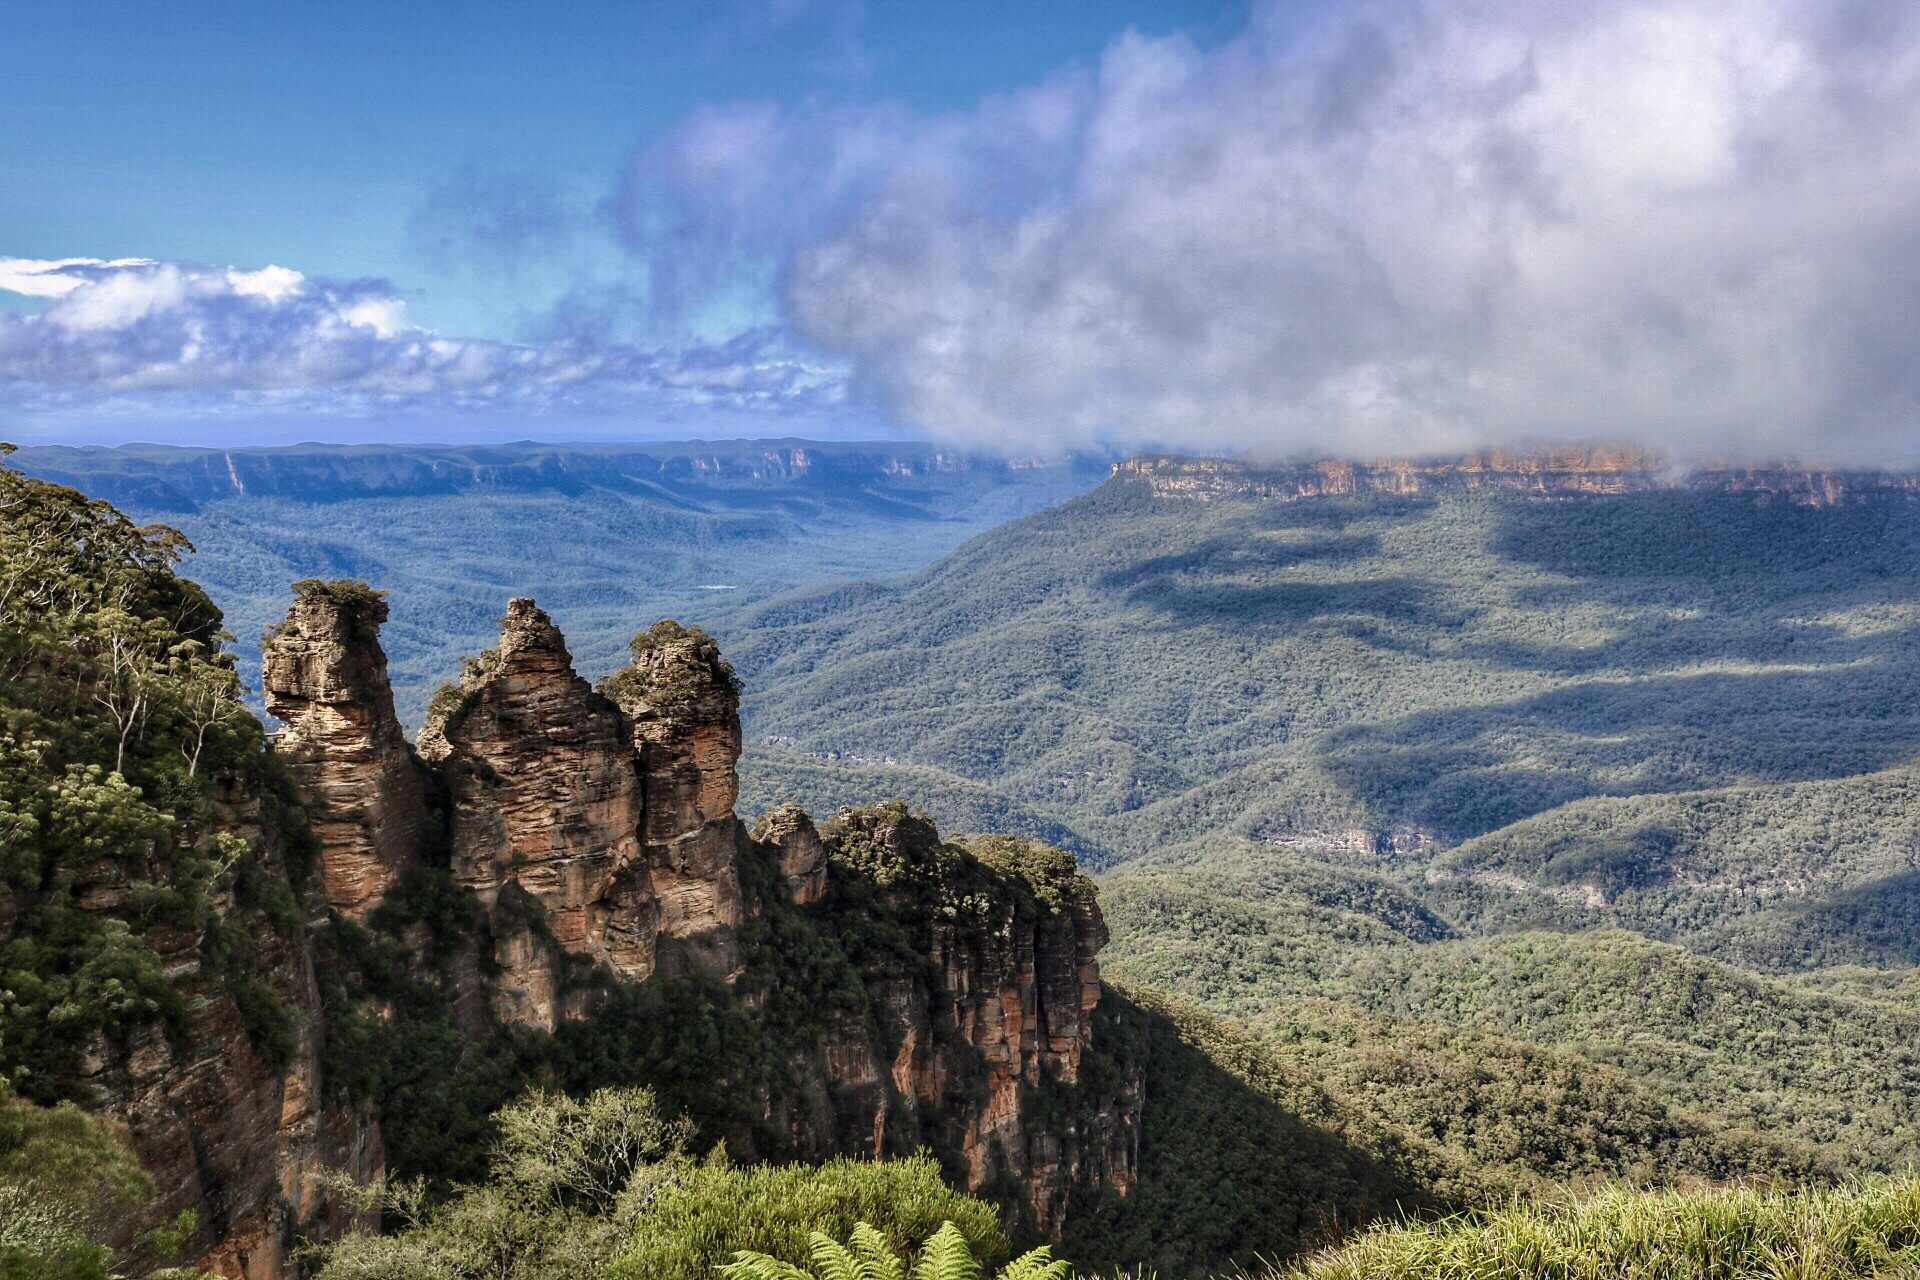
[
  {"x1": 310, "y1": 1085, "x2": 1011, "y2": 1280},
  {"x1": 721, "y1": 478, "x2": 1920, "y2": 889},
  {"x1": 20, "y1": 446, "x2": 1920, "y2": 1278},
  {"x1": 0, "y1": 445, "x2": 306, "y2": 1098},
  {"x1": 620, "y1": 1162, "x2": 1007, "y2": 1280},
  {"x1": 0, "y1": 1081, "x2": 171, "y2": 1280},
  {"x1": 718, "y1": 1221, "x2": 1070, "y2": 1280},
  {"x1": 1281, "y1": 1176, "x2": 1920, "y2": 1280}
]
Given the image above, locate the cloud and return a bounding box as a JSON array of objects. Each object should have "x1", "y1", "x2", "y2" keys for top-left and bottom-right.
[
  {"x1": 0, "y1": 257, "x2": 158, "y2": 298},
  {"x1": 639, "y1": 0, "x2": 1920, "y2": 462},
  {"x1": 0, "y1": 256, "x2": 847, "y2": 424}
]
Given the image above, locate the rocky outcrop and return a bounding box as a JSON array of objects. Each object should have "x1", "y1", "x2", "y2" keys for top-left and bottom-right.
[
  {"x1": 256, "y1": 589, "x2": 1141, "y2": 1238},
  {"x1": 784, "y1": 808, "x2": 1138, "y2": 1236},
  {"x1": 755, "y1": 803, "x2": 827, "y2": 906},
  {"x1": 419, "y1": 599, "x2": 653, "y2": 1030},
  {"x1": 82, "y1": 774, "x2": 380, "y2": 1279},
  {"x1": 601, "y1": 621, "x2": 746, "y2": 976},
  {"x1": 261, "y1": 581, "x2": 428, "y2": 920},
  {"x1": 1116, "y1": 450, "x2": 1920, "y2": 505}
]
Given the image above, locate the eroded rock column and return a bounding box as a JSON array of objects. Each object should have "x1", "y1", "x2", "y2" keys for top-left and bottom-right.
[
  {"x1": 262, "y1": 580, "x2": 428, "y2": 920},
  {"x1": 419, "y1": 598, "x2": 653, "y2": 1029},
  {"x1": 601, "y1": 620, "x2": 746, "y2": 976}
]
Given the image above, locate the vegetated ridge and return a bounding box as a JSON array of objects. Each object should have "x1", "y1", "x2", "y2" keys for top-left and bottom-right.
[
  {"x1": 709, "y1": 447, "x2": 1920, "y2": 1252},
  {"x1": 13, "y1": 444, "x2": 1920, "y2": 1280}
]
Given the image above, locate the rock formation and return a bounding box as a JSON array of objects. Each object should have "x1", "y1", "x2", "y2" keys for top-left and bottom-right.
[
  {"x1": 419, "y1": 599, "x2": 653, "y2": 1029},
  {"x1": 601, "y1": 620, "x2": 746, "y2": 976},
  {"x1": 260, "y1": 581, "x2": 428, "y2": 920},
  {"x1": 1116, "y1": 450, "x2": 1920, "y2": 505},
  {"x1": 785, "y1": 808, "x2": 1138, "y2": 1235},
  {"x1": 755, "y1": 803, "x2": 828, "y2": 906},
  {"x1": 248, "y1": 586, "x2": 1140, "y2": 1242},
  {"x1": 81, "y1": 771, "x2": 380, "y2": 1278}
]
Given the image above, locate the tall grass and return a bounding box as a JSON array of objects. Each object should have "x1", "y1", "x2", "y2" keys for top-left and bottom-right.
[{"x1": 1285, "y1": 1176, "x2": 1920, "y2": 1280}]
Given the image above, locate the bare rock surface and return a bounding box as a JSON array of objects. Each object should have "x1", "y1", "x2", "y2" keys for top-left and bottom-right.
[
  {"x1": 422, "y1": 598, "x2": 653, "y2": 1028},
  {"x1": 261, "y1": 582, "x2": 427, "y2": 919},
  {"x1": 602, "y1": 621, "x2": 747, "y2": 974}
]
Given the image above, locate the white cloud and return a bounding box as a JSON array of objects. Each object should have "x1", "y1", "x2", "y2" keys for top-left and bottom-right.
[
  {"x1": 639, "y1": 0, "x2": 1920, "y2": 462},
  {"x1": 0, "y1": 255, "x2": 846, "y2": 422},
  {"x1": 0, "y1": 257, "x2": 157, "y2": 298}
]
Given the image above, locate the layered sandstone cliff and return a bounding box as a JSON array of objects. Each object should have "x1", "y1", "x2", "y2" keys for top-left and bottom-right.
[
  {"x1": 78, "y1": 770, "x2": 380, "y2": 1279},
  {"x1": 1116, "y1": 450, "x2": 1920, "y2": 505},
  {"x1": 260, "y1": 581, "x2": 428, "y2": 920},
  {"x1": 417, "y1": 599, "x2": 653, "y2": 1029},
  {"x1": 779, "y1": 807, "x2": 1138, "y2": 1235},
  {"x1": 251, "y1": 586, "x2": 1140, "y2": 1237},
  {"x1": 601, "y1": 620, "x2": 746, "y2": 977}
]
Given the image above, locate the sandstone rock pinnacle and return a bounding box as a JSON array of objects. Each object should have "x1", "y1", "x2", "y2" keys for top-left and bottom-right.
[
  {"x1": 601, "y1": 620, "x2": 747, "y2": 976},
  {"x1": 422, "y1": 598, "x2": 653, "y2": 1029},
  {"x1": 262, "y1": 579, "x2": 428, "y2": 920}
]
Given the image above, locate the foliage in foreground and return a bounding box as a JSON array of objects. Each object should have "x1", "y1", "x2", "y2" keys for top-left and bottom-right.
[
  {"x1": 720, "y1": 1220, "x2": 1069, "y2": 1280},
  {"x1": 0, "y1": 1080, "x2": 171, "y2": 1280},
  {"x1": 1285, "y1": 1176, "x2": 1920, "y2": 1280},
  {"x1": 309, "y1": 1085, "x2": 1008, "y2": 1280}
]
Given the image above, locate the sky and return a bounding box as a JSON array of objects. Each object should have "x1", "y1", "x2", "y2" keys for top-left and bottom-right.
[{"x1": 3, "y1": 0, "x2": 1918, "y2": 461}]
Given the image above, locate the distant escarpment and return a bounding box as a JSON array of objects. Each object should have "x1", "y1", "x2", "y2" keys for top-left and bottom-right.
[
  {"x1": 1117, "y1": 450, "x2": 1920, "y2": 505},
  {"x1": 258, "y1": 583, "x2": 1140, "y2": 1239}
]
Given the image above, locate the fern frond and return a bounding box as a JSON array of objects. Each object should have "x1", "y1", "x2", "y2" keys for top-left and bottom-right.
[
  {"x1": 849, "y1": 1221, "x2": 907, "y2": 1280},
  {"x1": 909, "y1": 1221, "x2": 981, "y2": 1280},
  {"x1": 809, "y1": 1231, "x2": 865, "y2": 1280},
  {"x1": 719, "y1": 1251, "x2": 814, "y2": 1280},
  {"x1": 997, "y1": 1246, "x2": 1072, "y2": 1280}
]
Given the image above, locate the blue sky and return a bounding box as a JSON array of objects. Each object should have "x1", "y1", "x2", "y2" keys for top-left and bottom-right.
[
  {"x1": 1, "y1": 2, "x2": 1250, "y2": 341},
  {"x1": 4, "y1": 0, "x2": 1918, "y2": 460}
]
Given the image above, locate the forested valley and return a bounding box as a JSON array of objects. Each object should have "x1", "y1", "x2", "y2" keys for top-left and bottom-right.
[{"x1": 10, "y1": 444, "x2": 1920, "y2": 1280}]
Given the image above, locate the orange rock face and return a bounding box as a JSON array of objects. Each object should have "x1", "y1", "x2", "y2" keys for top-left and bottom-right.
[
  {"x1": 85, "y1": 773, "x2": 381, "y2": 1279},
  {"x1": 254, "y1": 592, "x2": 1141, "y2": 1240},
  {"x1": 601, "y1": 620, "x2": 747, "y2": 976},
  {"x1": 767, "y1": 808, "x2": 1139, "y2": 1237},
  {"x1": 420, "y1": 599, "x2": 655, "y2": 1028},
  {"x1": 1116, "y1": 450, "x2": 1920, "y2": 505},
  {"x1": 261, "y1": 584, "x2": 428, "y2": 920}
]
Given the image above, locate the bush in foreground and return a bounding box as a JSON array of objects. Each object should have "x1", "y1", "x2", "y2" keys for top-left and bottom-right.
[{"x1": 1286, "y1": 1176, "x2": 1920, "y2": 1280}]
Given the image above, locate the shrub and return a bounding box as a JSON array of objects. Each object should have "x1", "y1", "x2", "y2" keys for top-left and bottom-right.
[{"x1": 1285, "y1": 1175, "x2": 1920, "y2": 1280}]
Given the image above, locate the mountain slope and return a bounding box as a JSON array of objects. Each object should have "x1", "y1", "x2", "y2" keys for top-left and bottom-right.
[{"x1": 718, "y1": 456, "x2": 1920, "y2": 912}]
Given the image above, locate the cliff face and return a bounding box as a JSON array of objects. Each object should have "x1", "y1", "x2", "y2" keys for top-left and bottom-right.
[
  {"x1": 260, "y1": 583, "x2": 428, "y2": 920},
  {"x1": 256, "y1": 589, "x2": 1141, "y2": 1237},
  {"x1": 1116, "y1": 450, "x2": 1920, "y2": 505},
  {"x1": 602, "y1": 621, "x2": 747, "y2": 978},
  {"x1": 417, "y1": 599, "x2": 654, "y2": 1030},
  {"x1": 80, "y1": 771, "x2": 380, "y2": 1279},
  {"x1": 780, "y1": 809, "x2": 1138, "y2": 1236}
]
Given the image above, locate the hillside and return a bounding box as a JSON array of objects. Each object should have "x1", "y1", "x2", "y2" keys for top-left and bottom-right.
[
  {"x1": 11, "y1": 441, "x2": 1106, "y2": 724},
  {"x1": 716, "y1": 453, "x2": 1920, "y2": 921},
  {"x1": 706, "y1": 449, "x2": 1920, "y2": 1213},
  {"x1": 10, "y1": 445, "x2": 1897, "y2": 1280}
]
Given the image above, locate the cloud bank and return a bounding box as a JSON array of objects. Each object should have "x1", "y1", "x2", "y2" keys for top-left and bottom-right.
[
  {"x1": 641, "y1": 0, "x2": 1920, "y2": 462},
  {"x1": 0, "y1": 256, "x2": 847, "y2": 433}
]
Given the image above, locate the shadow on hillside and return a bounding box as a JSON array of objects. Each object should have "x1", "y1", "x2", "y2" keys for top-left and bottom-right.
[
  {"x1": 1063, "y1": 990, "x2": 1447, "y2": 1279},
  {"x1": 1315, "y1": 657, "x2": 1920, "y2": 843},
  {"x1": 1492, "y1": 490, "x2": 1920, "y2": 585},
  {"x1": 1095, "y1": 516, "x2": 1463, "y2": 632},
  {"x1": 1704, "y1": 870, "x2": 1920, "y2": 970}
]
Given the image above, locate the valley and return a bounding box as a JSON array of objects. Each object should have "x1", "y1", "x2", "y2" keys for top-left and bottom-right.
[{"x1": 7, "y1": 442, "x2": 1920, "y2": 1279}]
